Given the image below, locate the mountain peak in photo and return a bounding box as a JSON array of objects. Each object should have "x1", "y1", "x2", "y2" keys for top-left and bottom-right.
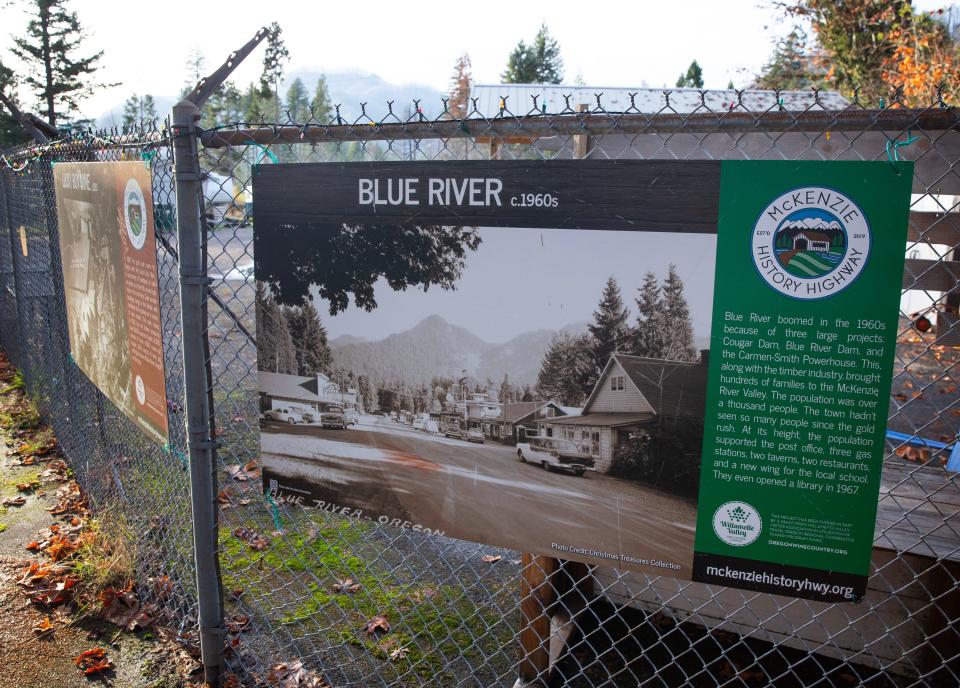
[{"x1": 331, "y1": 315, "x2": 587, "y2": 387}]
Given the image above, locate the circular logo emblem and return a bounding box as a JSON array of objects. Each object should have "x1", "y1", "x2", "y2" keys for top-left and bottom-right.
[
  {"x1": 712, "y1": 501, "x2": 762, "y2": 547},
  {"x1": 123, "y1": 178, "x2": 147, "y2": 250},
  {"x1": 751, "y1": 187, "x2": 870, "y2": 300},
  {"x1": 135, "y1": 375, "x2": 146, "y2": 406}
]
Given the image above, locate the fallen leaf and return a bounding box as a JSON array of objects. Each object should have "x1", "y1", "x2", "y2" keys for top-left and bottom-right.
[
  {"x1": 225, "y1": 615, "x2": 251, "y2": 634},
  {"x1": 266, "y1": 659, "x2": 329, "y2": 687},
  {"x1": 481, "y1": 554, "x2": 502, "y2": 564},
  {"x1": 364, "y1": 615, "x2": 390, "y2": 637},
  {"x1": 16, "y1": 480, "x2": 39, "y2": 492},
  {"x1": 230, "y1": 587, "x2": 244, "y2": 599},
  {"x1": 333, "y1": 578, "x2": 361, "y2": 594},
  {"x1": 233, "y1": 527, "x2": 270, "y2": 551},
  {"x1": 74, "y1": 647, "x2": 113, "y2": 675},
  {"x1": 389, "y1": 646, "x2": 409, "y2": 662},
  {"x1": 33, "y1": 616, "x2": 53, "y2": 634},
  {"x1": 226, "y1": 461, "x2": 261, "y2": 482},
  {"x1": 1, "y1": 496, "x2": 26, "y2": 507},
  {"x1": 100, "y1": 585, "x2": 140, "y2": 628}
]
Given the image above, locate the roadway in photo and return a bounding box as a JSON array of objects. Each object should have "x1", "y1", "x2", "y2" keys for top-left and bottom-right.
[{"x1": 261, "y1": 414, "x2": 698, "y2": 576}]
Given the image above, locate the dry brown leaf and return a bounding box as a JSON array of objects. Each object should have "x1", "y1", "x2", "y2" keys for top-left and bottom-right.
[
  {"x1": 389, "y1": 646, "x2": 409, "y2": 662},
  {"x1": 226, "y1": 614, "x2": 251, "y2": 634},
  {"x1": 481, "y1": 554, "x2": 502, "y2": 564},
  {"x1": 1, "y1": 495, "x2": 26, "y2": 507},
  {"x1": 74, "y1": 647, "x2": 113, "y2": 675},
  {"x1": 100, "y1": 586, "x2": 140, "y2": 628},
  {"x1": 233, "y1": 527, "x2": 270, "y2": 551},
  {"x1": 364, "y1": 615, "x2": 390, "y2": 637},
  {"x1": 332, "y1": 578, "x2": 361, "y2": 594},
  {"x1": 33, "y1": 616, "x2": 53, "y2": 634}
]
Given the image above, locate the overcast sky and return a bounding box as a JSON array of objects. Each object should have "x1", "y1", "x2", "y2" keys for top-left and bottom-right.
[
  {"x1": 1, "y1": 0, "x2": 950, "y2": 121},
  {"x1": 319, "y1": 227, "x2": 717, "y2": 343},
  {"x1": 0, "y1": 1, "x2": 908, "y2": 120}
]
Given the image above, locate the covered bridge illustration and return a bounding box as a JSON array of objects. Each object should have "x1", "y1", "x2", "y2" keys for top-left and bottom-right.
[
  {"x1": 538, "y1": 351, "x2": 709, "y2": 473},
  {"x1": 792, "y1": 231, "x2": 831, "y2": 253}
]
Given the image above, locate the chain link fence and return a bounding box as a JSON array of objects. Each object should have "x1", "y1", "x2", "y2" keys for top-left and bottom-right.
[{"x1": 1, "y1": 86, "x2": 958, "y2": 687}]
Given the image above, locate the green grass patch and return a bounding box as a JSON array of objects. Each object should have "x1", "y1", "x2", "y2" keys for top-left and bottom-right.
[
  {"x1": 219, "y1": 516, "x2": 516, "y2": 683},
  {"x1": 2, "y1": 467, "x2": 41, "y2": 496},
  {"x1": 0, "y1": 523, "x2": 7, "y2": 533}
]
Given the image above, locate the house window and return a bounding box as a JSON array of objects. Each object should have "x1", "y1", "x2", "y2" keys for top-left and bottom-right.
[
  {"x1": 545, "y1": 406, "x2": 555, "y2": 418},
  {"x1": 611, "y1": 375, "x2": 625, "y2": 391}
]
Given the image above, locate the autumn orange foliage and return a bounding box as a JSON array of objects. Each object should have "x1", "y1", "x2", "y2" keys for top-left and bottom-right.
[{"x1": 882, "y1": 20, "x2": 960, "y2": 105}]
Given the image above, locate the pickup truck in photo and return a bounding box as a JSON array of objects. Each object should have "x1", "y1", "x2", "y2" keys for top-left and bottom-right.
[{"x1": 516, "y1": 436, "x2": 595, "y2": 476}]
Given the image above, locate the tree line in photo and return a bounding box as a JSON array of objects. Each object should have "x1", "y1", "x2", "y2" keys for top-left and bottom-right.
[
  {"x1": 257, "y1": 283, "x2": 517, "y2": 416},
  {"x1": 535, "y1": 265, "x2": 699, "y2": 407}
]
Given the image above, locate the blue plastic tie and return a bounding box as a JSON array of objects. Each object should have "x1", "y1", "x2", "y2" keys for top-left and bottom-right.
[
  {"x1": 265, "y1": 491, "x2": 283, "y2": 530},
  {"x1": 885, "y1": 130, "x2": 919, "y2": 174},
  {"x1": 246, "y1": 140, "x2": 278, "y2": 165}
]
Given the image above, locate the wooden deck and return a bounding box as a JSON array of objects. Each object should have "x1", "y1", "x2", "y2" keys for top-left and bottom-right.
[{"x1": 875, "y1": 459, "x2": 960, "y2": 561}]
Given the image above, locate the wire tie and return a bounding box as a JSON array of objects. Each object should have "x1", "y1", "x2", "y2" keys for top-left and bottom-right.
[
  {"x1": 885, "y1": 129, "x2": 919, "y2": 174},
  {"x1": 265, "y1": 491, "x2": 283, "y2": 530},
  {"x1": 245, "y1": 140, "x2": 278, "y2": 165}
]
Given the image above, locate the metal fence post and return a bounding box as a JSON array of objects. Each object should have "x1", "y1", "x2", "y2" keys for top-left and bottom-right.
[{"x1": 172, "y1": 98, "x2": 224, "y2": 687}]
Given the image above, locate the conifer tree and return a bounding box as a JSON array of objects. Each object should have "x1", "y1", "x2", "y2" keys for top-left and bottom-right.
[
  {"x1": 121, "y1": 93, "x2": 157, "y2": 127},
  {"x1": 632, "y1": 271, "x2": 668, "y2": 358},
  {"x1": 285, "y1": 300, "x2": 333, "y2": 376},
  {"x1": 676, "y1": 60, "x2": 704, "y2": 88},
  {"x1": 588, "y1": 276, "x2": 630, "y2": 373},
  {"x1": 0, "y1": 62, "x2": 31, "y2": 148},
  {"x1": 448, "y1": 53, "x2": 472, "y2": 119},
  {"x1": 755, "y1": 29, "x2": 817, "y2": 90},
  {"x1": 182, "y1": 48, "x2": 205, "y2": 98},
  {"x1": 11, "y1": 0, "x2": 111, "y2": 126},
  {"x1": 310, "y1": 75, "x2": 333, "y2": 121},
  {"x1": 535, "y1": 332, "x2": 595, "y2": 406},
  {"x1": 661, "y1": 264, "x2": 698, "y2": 362},
  {"x1": 502, "y1": 24, "x2": 564, "y2": 84},
  {"x1": 260, "y1": 22, "x2": 289, "y2": 120},
  {"x1": 256, "y1": 283, "x2": 297, "y2": 374},
  {"x1": 285, "y1": 77, "x2": 309, "y2": 122}
]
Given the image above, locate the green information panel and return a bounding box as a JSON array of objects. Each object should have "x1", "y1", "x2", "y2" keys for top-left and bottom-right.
[
  {"x1": 693, "y1": 161, "x2": 912, "y2": 602},
  {"x1": 253, "y1": 159, "x2": 911, "y2": 604}
]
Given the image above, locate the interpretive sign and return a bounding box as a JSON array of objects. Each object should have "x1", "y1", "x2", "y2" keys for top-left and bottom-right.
[
  {"x1": 253, "y1": 160, "x2": 910, "y2": 602},
  {"x1": 54, "y1": 161, "x2": 169, "y2": 446}
]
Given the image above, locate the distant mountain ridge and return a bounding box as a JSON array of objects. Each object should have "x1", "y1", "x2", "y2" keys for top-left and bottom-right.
[
  {"x1": 330, "y1": 315, "x2": 588, "y2": 387},
  {"x1": 96, "y1": 69, "x2": 444, "y2": 129}
]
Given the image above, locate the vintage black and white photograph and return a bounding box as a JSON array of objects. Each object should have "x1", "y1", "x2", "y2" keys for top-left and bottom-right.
[{"x1": 257, "y1": 220, "x2": 715, "y2": 575}]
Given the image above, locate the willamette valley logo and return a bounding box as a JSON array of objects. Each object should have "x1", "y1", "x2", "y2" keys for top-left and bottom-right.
[
  {"x1": 123, "y1": 178, "x2": 147, "y2": 251},
  {"x1": 712, "y1": 501, "x2": 762, "y2": 547},
  {"x1": 751, "y1": 187, "x2": 870, "y2": 300}
]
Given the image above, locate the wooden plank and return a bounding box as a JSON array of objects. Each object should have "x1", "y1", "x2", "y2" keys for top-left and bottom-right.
[
  {"x1": 902, "y1": 258, "x2": 960, "y2": 291},
  {"x1": 908, "y1": 211, "x2": 960, "y2": 245},
  {"x1": 518, "y1": 553, "x2": 556, "y2": 683}
]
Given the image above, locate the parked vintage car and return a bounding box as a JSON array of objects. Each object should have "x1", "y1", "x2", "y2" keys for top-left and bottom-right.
[
  {"x1": 299, "y1": 410, "x2": 319, "y2": 424},
  {"x1": 516, "y1": 436, "x2": 595, "y2": 476},
  {"x1": 321, "y1": 408, "x2": 348, "y2": 429},
  {"x1": 263, "y1": 407, "x2": 303, "y2": 424},
  {"x1": 345, "y1": 409, "x2": 359, "y2": 426}
]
